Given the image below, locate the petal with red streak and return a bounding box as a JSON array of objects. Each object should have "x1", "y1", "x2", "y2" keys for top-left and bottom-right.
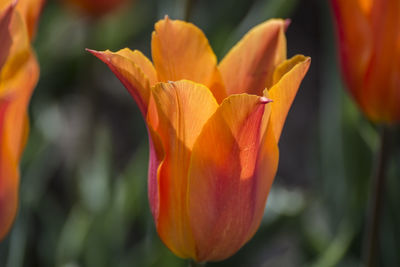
[
  {"x1": 187, "y1": 94, "x2": 272, "y2": 261},
  {"x1": 0, "y1": 99, "x2": 19, "y2": 241},
  {"x1": 151, "y1": 80, "x2": 219, "y2": 259},
  {"x1": 87, "y1": 48, "x2": 157, "y2": 116}
]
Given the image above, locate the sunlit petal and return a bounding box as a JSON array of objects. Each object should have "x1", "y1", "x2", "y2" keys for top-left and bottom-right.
[
  {"x1": 188, "y1": 94, "x2": 272, "y2": 261},
  {"x1": 219, "y1": 19, "x2": 287, "y2": 96},
  {"x1": 151, "y1": 16, "x2": 226, "y2": 103},
  {"x1": 268, "y1": 55, "x2": 311, "y2": 141}
]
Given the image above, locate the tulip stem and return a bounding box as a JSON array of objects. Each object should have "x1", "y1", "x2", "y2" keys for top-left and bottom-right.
[
  {"x1": 188, "y1": 260, "x2": 206, "y2": 267},
  {"x1": 364, "y1": 126, "x2": 391, "y2": 267}
]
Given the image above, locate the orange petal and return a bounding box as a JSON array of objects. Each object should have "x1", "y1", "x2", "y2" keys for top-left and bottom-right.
[
  {"x1": 331, "y1": 0, "x2": 372, "y2": 113},
  {"x1": 147, "y1": 124, "x2": 164, "y2": 222},
  {"x1": 268, "y1": 55, "x2": 310, "y2": 141},
  {"x1": 363, "y1": 0, "x2": 400, "y2": 122},
  {"x1": 358, "y1": 0, "x2": 373, "y2": 15},
  {"x1": 151, "y1": 16, "x2": 226, "y2": 103},
  {"x1": 219, "y1": 19, "x2": 287, "y2": 96},
  {"x1": 151, "y1": 80, "x2": 219, "y2": 259},
  {"x1": 16, "y1": 0, "x2": 45, "y2": 40},
  {"x1": 87, "y1": 48, "x2": 157, "y2": 116},
  {"x1": 0, "y1": 1, "x2": 15, "y2": 70},
  {"x1": 1, "y1": 52, "x2": 38, "y2": 160},
  {"x1": 0, "y1": 142, "x2": 19, "y2": 241},
  {"x1": 245, "y1": 123, "x2": 279, "y2": 243},
  {"x1": 187, "y1": 94, "x2": 273, "y2": 261},
  {"x1": 0, "y1": 10, "x2": 31, "y2": 91},
  {"x1": 0, "y1": 100, "x2": 19, "y2": 241}
]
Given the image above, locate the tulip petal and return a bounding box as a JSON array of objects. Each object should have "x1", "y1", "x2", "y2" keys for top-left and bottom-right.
[
  {"x1": 151, "y1": 16, "x2": 226, "y2": 103},
  {"x1": 0, "y1": 98, "x2": 19, "y2": 241},
  {"x1": 364, "y1": 0, "x2": 400, "y2": 122},
  {"x1": 1, "y1": 52, "x2": 38, "y2": 160},
  {"x1": 0, "y1": 11, "x2": 31, "y2": 89},
  {"x1": 358, "y1": 0, "x2": 373, "y2": 15},
  {"x1": 0, "y1": 1, "x2": 15, "y2": 70},
  {"x1": 147, "y1": 125, "x2": 164, "y2": 222},
  {"x1": 0, "y1": 136, "x2": 19, "y2": 241},
  {"x1": 331, "y1": 0, "x2": 372, "y2": 112},
  {"x1": 116, "y1": 48, "x2": 158, "y2": 86},
  {"x1": 268, "y1": 55, "x2": 311, "y2": 141},
  {"x1": 15, "y1": 0, "x2": 45, "y2": 40},
  {"x1": 187, "y1": 94, "x2": 273, "y2": 261},
  {"x1": 151, "y1": 80, "x2": 219, "y2": 258},
  {"x1": 219, "y1": 19, "x2": 287, "y2": 96},
  {"x1": 87, "y1": 48, "x2": 157, "y2": 116},
  {"x1": 245, "y1": 123, "x2": 279, "y2": 242}
]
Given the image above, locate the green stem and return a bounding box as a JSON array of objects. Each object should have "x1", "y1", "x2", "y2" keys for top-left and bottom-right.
[
  {"x1": 364, "y1": 126, "x2": 390, "y2": 267},
  {"x1": 188, "y1": 260, "x2": 206, "y2": 267}
]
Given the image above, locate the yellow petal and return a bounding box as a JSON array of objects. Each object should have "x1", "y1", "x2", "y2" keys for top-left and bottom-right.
[
  {"x1": 268, "y1": 55, "x2": 310, "y2": 141},
  {"x1": 151, "y1": 80, "x2": 219, "y2": 259},
  {"x1": 87, "y1": 48, "x2": 157, "y2": 116},
  {"x1": 151, "y1": 16, "x2": 226, "y2": 103},
  {"x1": 116, "y1": 48, "x2": 158, "y2": 86},
  {"x1": 187, "y1": 94, "x2": 273, "y2": 261},
  {"x1": 219, "y1": 19, "x2": 287, "y2": 96}
]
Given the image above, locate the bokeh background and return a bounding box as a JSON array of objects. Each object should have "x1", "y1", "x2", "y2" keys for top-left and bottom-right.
[{"x1": 1, "y1": 0, "x2": 400, "y2": 266}]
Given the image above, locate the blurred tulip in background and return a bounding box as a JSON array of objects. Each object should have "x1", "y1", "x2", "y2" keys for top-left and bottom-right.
[
  {"x1": 89, "y1": 16, "x2": 310, "y2": 262},
  {"x1": 331, "y1": 0, "x2": 400, "y2": 123},
  {"x1": 63, "y1": 0, "x2": 130, "y2": 18}
]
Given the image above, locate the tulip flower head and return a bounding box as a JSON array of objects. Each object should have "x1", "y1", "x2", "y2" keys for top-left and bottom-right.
[
  {"x1": 0, "y1": 0, "x2": 42, "y2": 241},
  {"x1": 88, "y1": 16, "x2": 310, "y2": 262},
  {"x1": 332, "y1": 0, "x2": 400, "y2": 123}
]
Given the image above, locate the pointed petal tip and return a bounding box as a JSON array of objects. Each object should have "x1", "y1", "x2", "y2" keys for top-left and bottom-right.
[
  {"x1": 259, "y1": 96, "x2": 273, "y2": 104},
  {"x1": 85, "y1": 48, "x2": 99, "y2": 55},
  {"x1": 284, "y1": 19, "x2": 291, "y2": 30},
  {"x1": 303, "y1": 56, "x2": 312, "y2": 69},
  {"x1": 86, "y1": 49, "x2": 111, "y2": 62},
  {"x1": 9, "y1": 0, "x2": 18, "y2": 8}
]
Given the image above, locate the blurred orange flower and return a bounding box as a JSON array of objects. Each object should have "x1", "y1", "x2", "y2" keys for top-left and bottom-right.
[
  {"x1": 332, "y1": 0, "x2": 400, "y2": 123},
  {"x1": 63, "y1": 0, "x2": 129, "y2": 17},
  {"x1": 89, "y1": 17, "x2": 310, "y2": 262},
  {"x1": 0, "y1": 0, "x2": 43, "y2": 241}
]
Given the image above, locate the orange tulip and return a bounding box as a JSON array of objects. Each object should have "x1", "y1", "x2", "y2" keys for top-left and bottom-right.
[
  {"x1": 332, "y1": 0, "x2": 400, "y2": 123},
  {"x1": 63, "y1": 0, "x2": 129, "y2": 17},
  {"x1": 0, "y1": 0, "x2": 42, "y2": 241},
  {"x1": 88, "y1": 17, "x2": 310, "y2": 262}
]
